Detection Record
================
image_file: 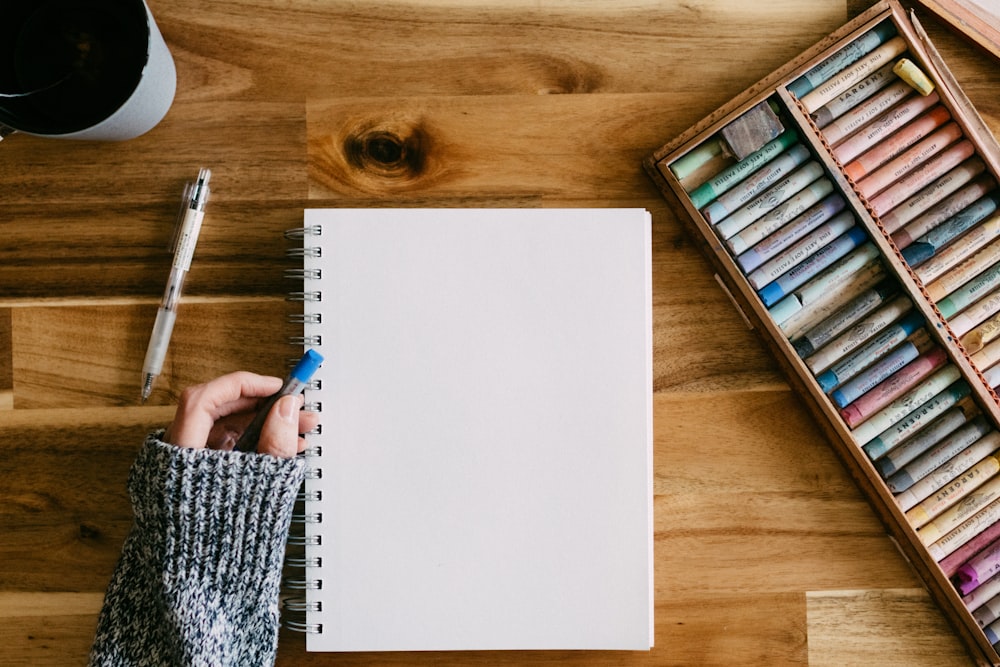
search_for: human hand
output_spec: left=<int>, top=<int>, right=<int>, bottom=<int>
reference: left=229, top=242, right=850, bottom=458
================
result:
left=163, top=371, right=320, bottom=458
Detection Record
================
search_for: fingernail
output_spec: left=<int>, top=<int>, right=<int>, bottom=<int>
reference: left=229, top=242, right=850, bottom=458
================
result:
left=277, top=395, right=299, bottom=422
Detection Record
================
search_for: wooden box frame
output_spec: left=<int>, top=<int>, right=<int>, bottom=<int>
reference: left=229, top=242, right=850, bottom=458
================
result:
left=644, top=1, right=1000, bottom=664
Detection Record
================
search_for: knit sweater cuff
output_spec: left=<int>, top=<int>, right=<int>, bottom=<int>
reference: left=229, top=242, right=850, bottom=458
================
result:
left=130, top=433, right=307, bottom=598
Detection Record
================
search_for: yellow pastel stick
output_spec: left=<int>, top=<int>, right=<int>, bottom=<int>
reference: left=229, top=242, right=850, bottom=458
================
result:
left=962, top=313, right=1000, bottom=354
left=918, top=474, right=1000, bottom=545
left=799, top=37, right=908, bottom=113
left=972, top=338, right=1000, bottom=371
left=894, top=58, right=936, bottom=96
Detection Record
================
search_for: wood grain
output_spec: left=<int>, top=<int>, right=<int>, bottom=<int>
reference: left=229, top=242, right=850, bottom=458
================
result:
left=0, top=0, right=996, bottom=664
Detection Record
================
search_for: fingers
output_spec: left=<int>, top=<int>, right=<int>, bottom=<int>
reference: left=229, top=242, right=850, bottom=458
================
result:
left=164, top=372, right=283, bottom=449
left=163, top=371, right=321, bottom=459
left=250, top=395, right=320, bottom=458
left=256, top=394, right=305, bottom=458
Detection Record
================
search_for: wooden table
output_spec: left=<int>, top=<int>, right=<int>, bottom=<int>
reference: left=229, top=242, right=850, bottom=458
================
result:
left=2, top=1, right=997, bottom=665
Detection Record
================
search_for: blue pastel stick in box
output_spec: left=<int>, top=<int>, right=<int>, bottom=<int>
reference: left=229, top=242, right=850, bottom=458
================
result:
left=814, top=310, right=923, bottom=393
left=786, top=22, right=897, bottom=98
left=757, top=226, right=867, bottom=307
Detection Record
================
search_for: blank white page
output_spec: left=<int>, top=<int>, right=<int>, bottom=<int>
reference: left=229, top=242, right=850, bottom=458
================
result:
left=301, top=208, right=653, bottom=652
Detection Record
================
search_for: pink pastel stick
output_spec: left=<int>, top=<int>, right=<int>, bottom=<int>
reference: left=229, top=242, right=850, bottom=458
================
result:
left=833, top=92, right=941, bottom=164
left=954, top=537, right=1000, bottom=596
left=840, top=347, right=947, bottom=427
left=943, top=521, right=1000, bottom=578
left=843, top=105, right=951, bottom=181
left=856, top=122, right=964, bottom=199
left=869, top=140, right=976, bottom=216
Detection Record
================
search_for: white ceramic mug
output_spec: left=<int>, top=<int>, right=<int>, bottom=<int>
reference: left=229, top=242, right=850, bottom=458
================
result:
left=0, top=0, right=175, bottom=141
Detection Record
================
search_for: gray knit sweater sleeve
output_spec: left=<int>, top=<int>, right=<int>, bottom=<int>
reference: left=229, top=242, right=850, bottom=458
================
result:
left=90, top=432, right=307, bottom=667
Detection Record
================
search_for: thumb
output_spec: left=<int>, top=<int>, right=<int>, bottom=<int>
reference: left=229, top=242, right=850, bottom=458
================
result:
left=256, top=394, right=302, bottom=458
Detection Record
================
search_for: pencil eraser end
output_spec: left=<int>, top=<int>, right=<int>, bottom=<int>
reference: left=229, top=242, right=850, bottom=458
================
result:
left=293, top=348, right=325, bottom=382
left=830, top=388, right=849, bottom=409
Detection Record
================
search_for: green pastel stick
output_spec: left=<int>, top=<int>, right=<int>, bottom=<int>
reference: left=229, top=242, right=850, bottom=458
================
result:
left=688, top=130, right=799, bottom=209
left=869, top=407, right=972, bottom=475
left=936, top=262, right=1000, bottom=319
left=670, top=140, right=724, bottom=182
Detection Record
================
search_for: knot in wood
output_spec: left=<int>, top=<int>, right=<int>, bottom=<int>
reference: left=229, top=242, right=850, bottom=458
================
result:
left=344, top=125, right=426, bottom=179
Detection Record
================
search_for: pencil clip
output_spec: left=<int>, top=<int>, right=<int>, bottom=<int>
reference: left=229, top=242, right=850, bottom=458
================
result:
left=169, top=181, right=196, bottom=252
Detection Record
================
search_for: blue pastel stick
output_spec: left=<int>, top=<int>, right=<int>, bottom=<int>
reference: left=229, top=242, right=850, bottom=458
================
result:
left=985, top=618, right=1000, bottom=646
left=758, top=226, right=867, bottom=307
left=864, top=403, right=971, bottom=469
left=815, top=310, right=924, bottom=392
left=900, top=194, right=999, bottom=266
left=831, top=339, right=923, bottom=408
left=876, top=411, right=987, bottom=480
left=787, top=22, right=897, bottom=98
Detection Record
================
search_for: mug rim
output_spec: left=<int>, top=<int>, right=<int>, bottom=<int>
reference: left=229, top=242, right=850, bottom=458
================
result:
left=0, top=0, right=156, bottom=137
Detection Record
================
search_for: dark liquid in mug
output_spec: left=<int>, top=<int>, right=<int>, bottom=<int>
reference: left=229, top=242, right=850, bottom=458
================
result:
left=0, top=1, right=148, bottom=134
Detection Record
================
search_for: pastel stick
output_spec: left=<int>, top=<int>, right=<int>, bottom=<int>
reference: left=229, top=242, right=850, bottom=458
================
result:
left=787, top=22, right=897, bottom=98
left=688, top=130, right=800, bottom=209
left=720, top=100, right=784, bottom=161
left=812, top=61, right=898, bottom=129
left=900, top=194, right=1000, bottom=266
left=757, top=226, right=867, bottom=306
left=792, top=280, right=900, bottom=359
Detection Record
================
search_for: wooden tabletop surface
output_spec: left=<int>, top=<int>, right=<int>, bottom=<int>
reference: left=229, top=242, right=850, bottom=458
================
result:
left=2, top=1, right=999, bottom=665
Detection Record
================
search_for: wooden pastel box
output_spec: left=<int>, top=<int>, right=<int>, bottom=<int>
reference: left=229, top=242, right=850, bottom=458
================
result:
left=645, top=1, right=1000, bottom=664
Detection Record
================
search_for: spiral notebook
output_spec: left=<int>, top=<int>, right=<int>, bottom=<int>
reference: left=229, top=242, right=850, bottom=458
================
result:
left=286, top=207, right=654, bottom=652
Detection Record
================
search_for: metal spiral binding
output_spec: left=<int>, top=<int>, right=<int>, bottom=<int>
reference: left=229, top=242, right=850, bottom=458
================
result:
left=286, top=246, right=322, bottom=258
left=284, top=225, right=322, bottom=240
left=284, top=577, right=323, bottom=590
left=284, top=619, right=323, bottom=634
left=283, top=222, right=324, bottom=634
left=288, top=312, right=322, bottom=324
left=287, top=291, right=321, bottom=302
left=296, top=489, right=322, bottom=502
left=285, top=555, right=322, bottom=568
left=281, top=595, right=322, bottom=633
left=289, top=335, right=322, bottom=346
left=284, top=598, right=321, bottom=613
left=285, top=268, right=322, bottom=280
left=286, top=533, right=321, bottom=547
